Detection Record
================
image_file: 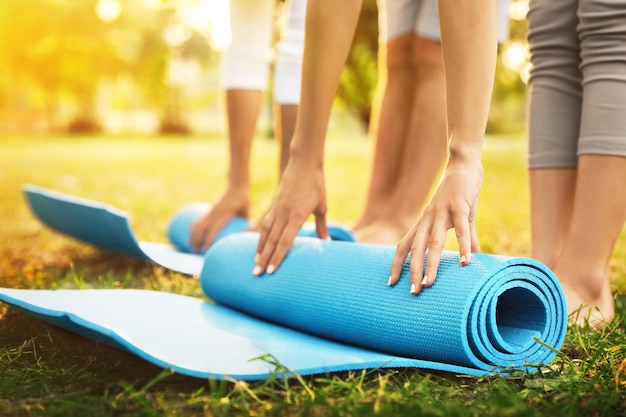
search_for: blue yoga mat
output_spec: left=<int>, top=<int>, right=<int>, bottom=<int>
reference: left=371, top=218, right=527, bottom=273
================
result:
left=0, top=185, right=568, bottom=380
left=201, top=233, right=567, bottom=373
left=22, top=184, right=355, bottom=275
left=167, top=201, right=356, bottom=254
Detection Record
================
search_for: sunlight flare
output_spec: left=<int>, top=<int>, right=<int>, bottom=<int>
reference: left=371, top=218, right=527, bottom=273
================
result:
left=96, top=0, right=122, bottom=22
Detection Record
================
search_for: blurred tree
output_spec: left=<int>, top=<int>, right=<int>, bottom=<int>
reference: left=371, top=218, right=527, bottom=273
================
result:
left=122, top=2, right=214, bottom=134
left=488, top=6, right=529, bottom=135
left=0, top=0, right=215, bottom=134
left=0, top=0, right=125, bottom=132
left=0, top=0, right=529, bottom=136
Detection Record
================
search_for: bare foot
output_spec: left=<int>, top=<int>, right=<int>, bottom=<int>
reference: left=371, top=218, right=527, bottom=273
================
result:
left=352, top=210, right=383, bottom=233
left=354, top=219, right=412, bottom=246
left=555, top=267, right=615, bottom=329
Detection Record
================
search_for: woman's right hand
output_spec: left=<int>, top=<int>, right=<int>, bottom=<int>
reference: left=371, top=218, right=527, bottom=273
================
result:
left=189, top=185, right=250, bottom=253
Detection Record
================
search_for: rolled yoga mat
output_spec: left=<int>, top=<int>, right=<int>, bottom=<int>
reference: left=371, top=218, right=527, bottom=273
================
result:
left=22, top=184, right=355, bottom=276
left=201, top=233, right=568, bottom=373
left=167, top=202, right=356, bottom=253
left=0, top=232, right=568, bottom=379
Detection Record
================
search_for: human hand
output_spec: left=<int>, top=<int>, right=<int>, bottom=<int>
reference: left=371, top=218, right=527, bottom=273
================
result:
left=388, top=157, right=483, bottom=294
left=189, top=185, right=250, bottom=253
left=253, top=158, right=329, bottom=275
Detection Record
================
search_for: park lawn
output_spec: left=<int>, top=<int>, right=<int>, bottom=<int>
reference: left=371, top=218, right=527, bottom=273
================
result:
left=0, top=133, right=624, bottom=417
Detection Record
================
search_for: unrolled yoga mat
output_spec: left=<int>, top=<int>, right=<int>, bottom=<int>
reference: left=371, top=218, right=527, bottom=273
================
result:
left=22, top=184, right=355, bottom=276
left=0, top=232, right=568, bottom=380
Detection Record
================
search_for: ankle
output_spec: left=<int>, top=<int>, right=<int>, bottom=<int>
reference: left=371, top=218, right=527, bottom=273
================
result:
left=554, top=264, right=608, bottom=303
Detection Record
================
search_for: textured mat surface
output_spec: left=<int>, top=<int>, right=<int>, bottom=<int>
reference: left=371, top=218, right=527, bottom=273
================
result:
left=202, top=233, right=567, bottom=373
left=0, top=229, right=567, bottom=379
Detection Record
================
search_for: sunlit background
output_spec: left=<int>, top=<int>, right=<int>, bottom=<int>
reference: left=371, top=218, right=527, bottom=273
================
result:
left=0, top=0, right=531, bottom=136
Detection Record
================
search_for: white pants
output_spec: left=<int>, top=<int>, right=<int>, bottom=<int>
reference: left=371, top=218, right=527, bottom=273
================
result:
left=221, top=0, right=306, bottom=105
left=378, top=0, right=511, bottom=43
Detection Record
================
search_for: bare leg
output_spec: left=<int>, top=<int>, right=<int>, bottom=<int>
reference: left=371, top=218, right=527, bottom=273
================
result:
left=529, top=168, right=576, bottom=267
left=553, top=155, right=625, bottom=327
left=189, top=89, right=262, bottom=252
left=357, top=36, right=446, bottom=245
left=525, top=0, right=623, bottom=328
left=353, top=34, right=415, bottom=232
left=386, top=36, right=446, bottom=228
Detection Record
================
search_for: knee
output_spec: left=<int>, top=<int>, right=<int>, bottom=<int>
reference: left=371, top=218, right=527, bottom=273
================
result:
left=410, top=37, right=443, bottom=78
left=221, top=46, right=272, bottom=90
left=385, top=35, right=414, bottom=75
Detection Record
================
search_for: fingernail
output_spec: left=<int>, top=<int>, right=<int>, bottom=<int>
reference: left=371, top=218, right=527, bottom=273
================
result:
left=267, top=264, right=276, bottom=274
left=460, top=255, right=467, bottom=265
left=252, top=265, right=262, bottom=275
left=421, top=275, right=428, bottom=286
left=387, top=275, right=392, bottom=286
left=410, top=283, right=417, bottom=294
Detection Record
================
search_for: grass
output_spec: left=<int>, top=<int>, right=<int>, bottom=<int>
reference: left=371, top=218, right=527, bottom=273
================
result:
left=0, top=133, right=624, bottom=416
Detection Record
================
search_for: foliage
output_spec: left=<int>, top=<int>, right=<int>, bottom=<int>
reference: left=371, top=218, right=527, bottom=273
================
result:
left=0, top=134, right=624, bottom=416
left=0, top=0, right=216, bottom=133
left=0, top=0, right=531, bottom=136
left=489, top=16, right=530, bottom=134
left=0, top=0, right=124, bottom=131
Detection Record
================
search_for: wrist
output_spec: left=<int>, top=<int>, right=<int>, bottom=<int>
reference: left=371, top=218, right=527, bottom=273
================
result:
left=446, top=144, right=483, bottom=180
left=288, top=143, right=325, bottom=170
left=225, top=181, right=249, bottom=196
left=448, top=138, right=483, bottom=165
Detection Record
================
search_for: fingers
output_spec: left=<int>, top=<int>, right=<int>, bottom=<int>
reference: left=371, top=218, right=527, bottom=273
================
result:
left=189, top=211, right=212, bottom=252
left=190, top=211, right=233, bottom=253
left=189, top=220, right=205, bottom=253
left=314, top=208, right=329, bottom=241
left=189, top=188, right=250, bottom=253
left=453, top=208, right=472, bottom=266
left=200, top=220, right=227, bottom=253
left=418, top=216, right=446, bottom=291
left=389, top=162, right=483, bottom=294
left=254, top=209, right=279, bottom=274
left=254, top=191, right=328, bottom=276
left=388, top=227, right=416, bottom=287
left=254, top=209, right=275, bottom=262
left=454, top=198, right=481, bottom=263
left=397, top=207, right=477, bottom=295
left=190, top=216, right=220, bottom=254
left=253, top=210, right=304, bottom=276
left=469, top=203, right=481, bottom=254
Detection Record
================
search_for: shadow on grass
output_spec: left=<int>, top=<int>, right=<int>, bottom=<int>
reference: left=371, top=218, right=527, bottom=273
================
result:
left=0, top=307, right=210, bottom=400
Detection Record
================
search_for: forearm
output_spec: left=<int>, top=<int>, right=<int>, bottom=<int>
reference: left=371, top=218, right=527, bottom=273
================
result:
left=252, top=0, right=361, bottom=274
left=290, top=0, right=362, bottom=163
left=438, top=0, right=497, bottom=163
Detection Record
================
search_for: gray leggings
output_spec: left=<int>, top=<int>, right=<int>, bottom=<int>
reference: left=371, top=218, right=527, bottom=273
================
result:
left=527, top=0, right=626, bottom=169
